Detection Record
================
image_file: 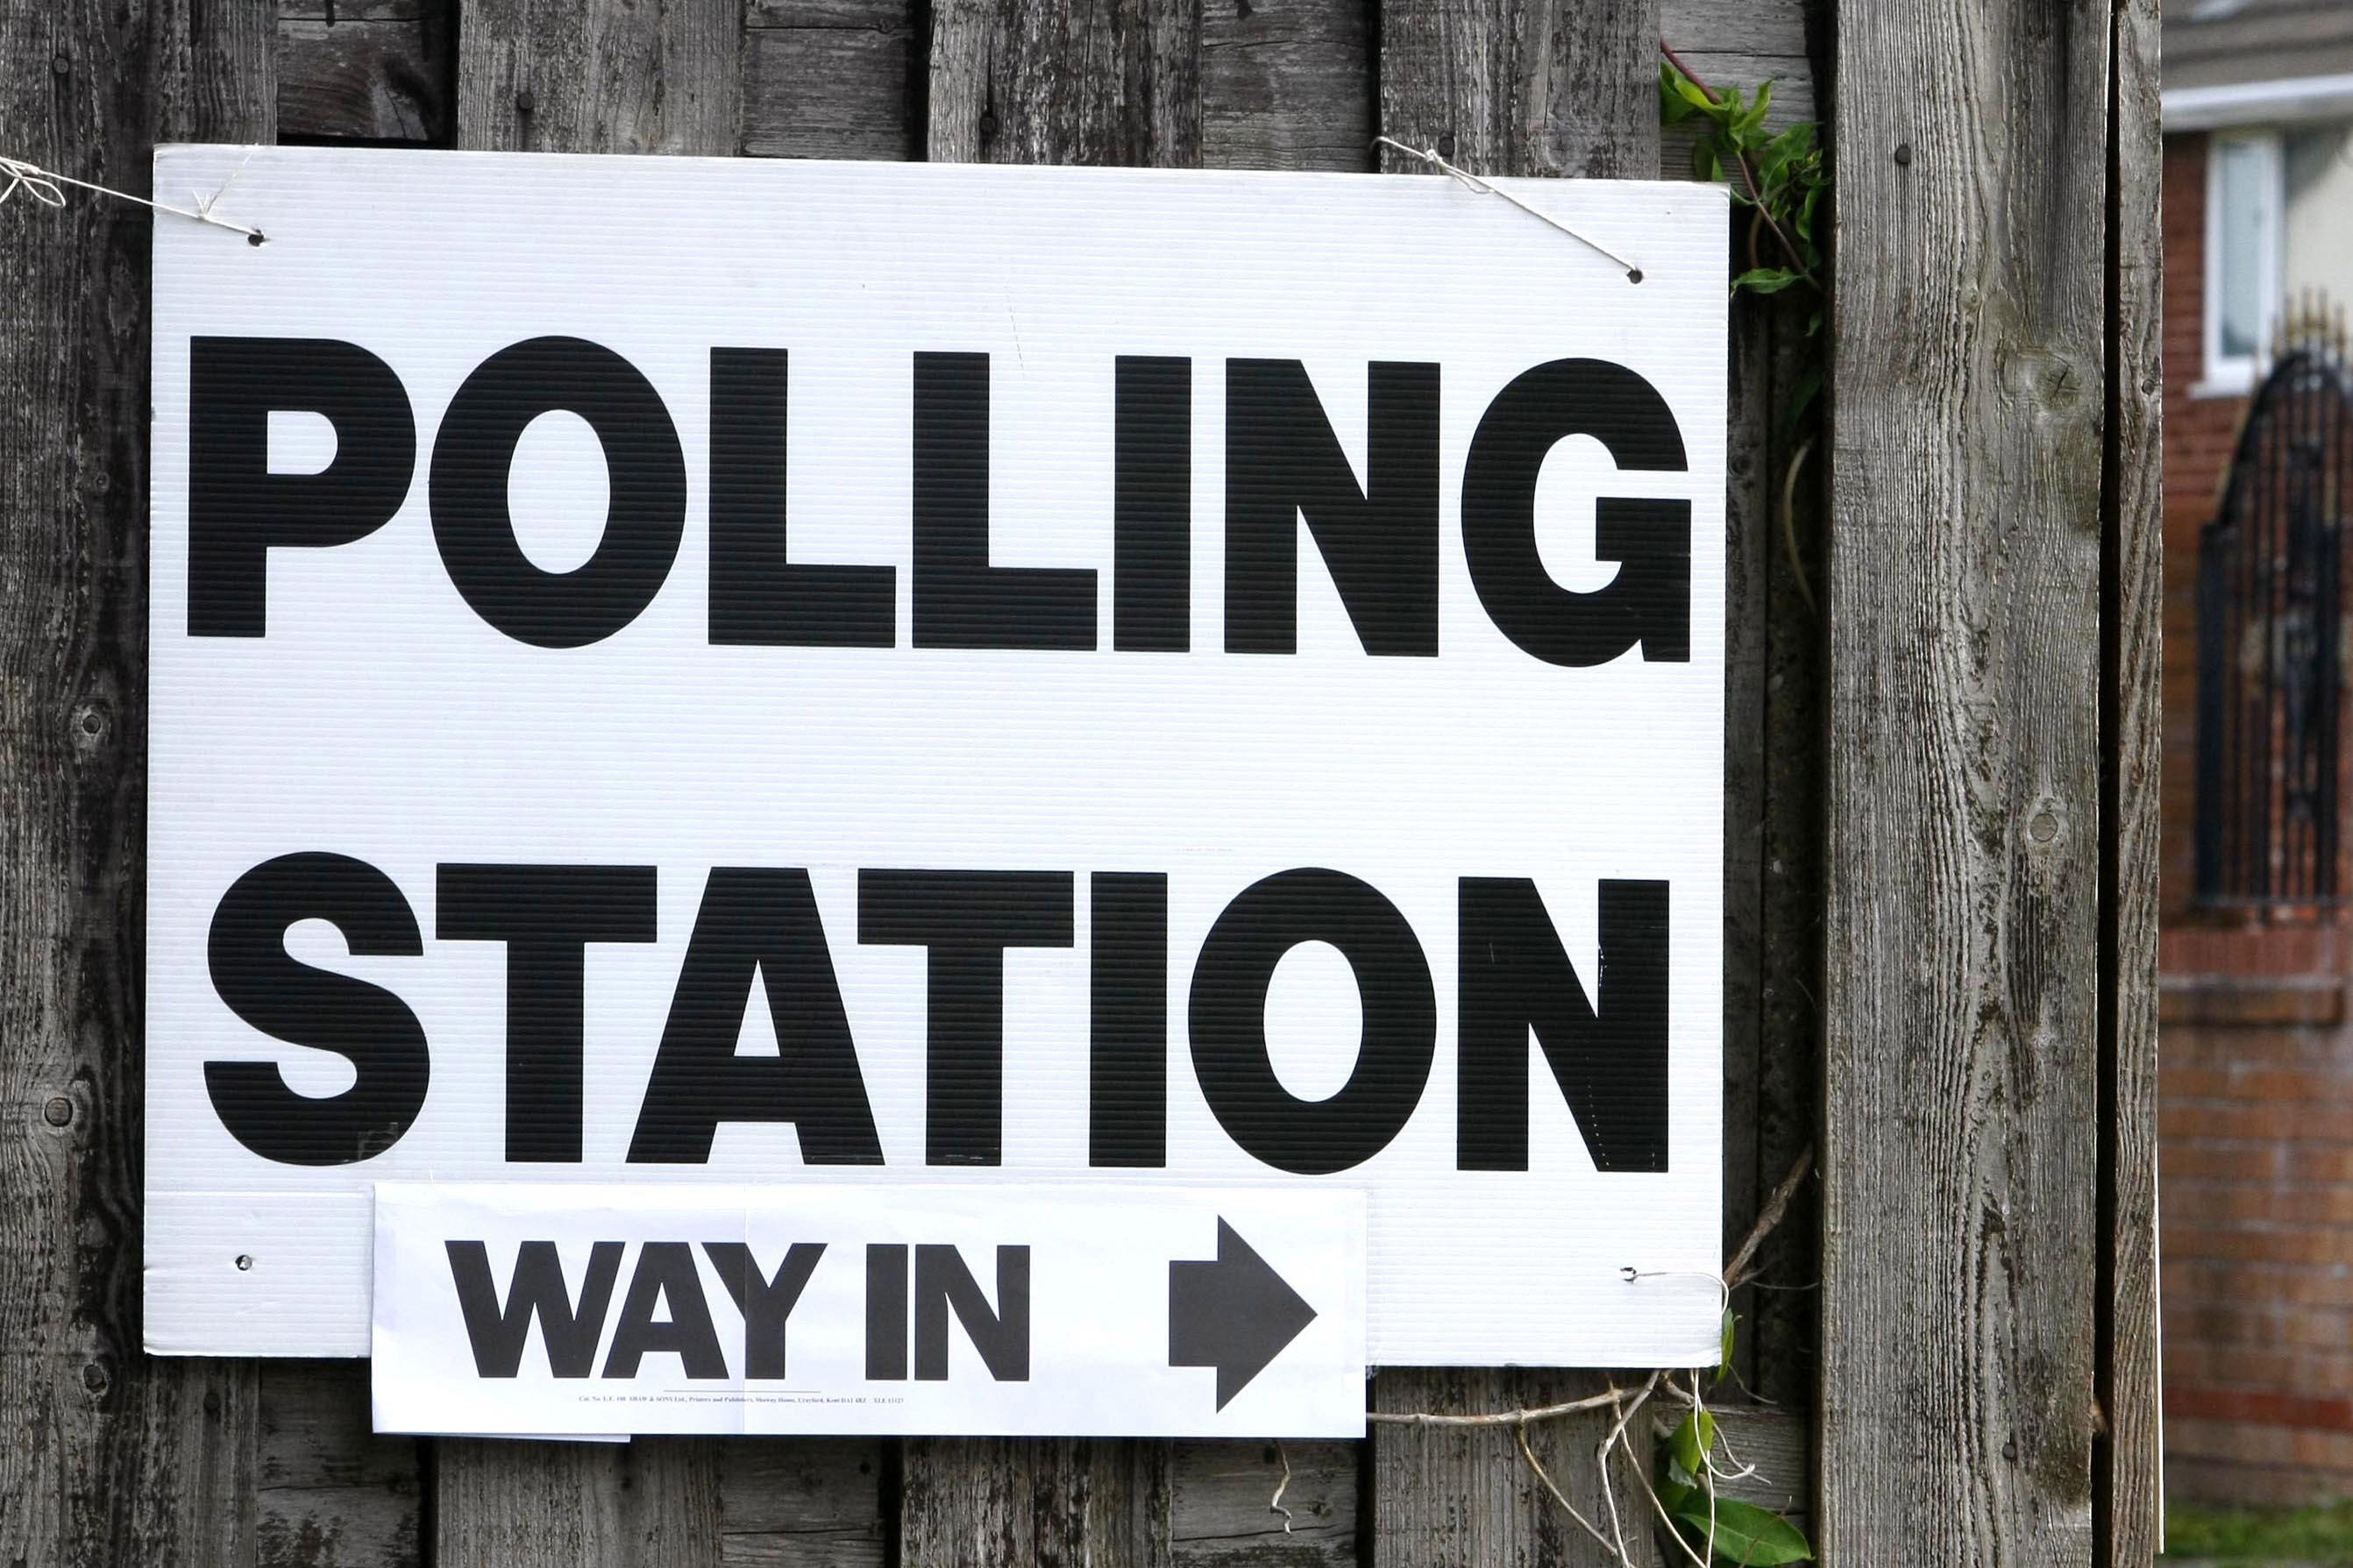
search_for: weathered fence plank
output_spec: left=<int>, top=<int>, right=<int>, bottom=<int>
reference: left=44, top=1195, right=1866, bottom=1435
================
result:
left=456, top=0, right=740, bottom=155
left=743, top=0, right=921, bottom=160
left=717, top=1439, right=888, bottom=1566
left=1376, top=0, right=1653, bottom=178
left=928, top=0, right=1201, bottom=166
left=277, top=0, right=449, bottom=143
left=257, top=1361, right=422, bottom=1568
left=1821, top=0, right=2113, bottom=1562
left=2104, top=0, right=2164, bottom=1561
left=1199, top=0, right=1372, bottom=172
left=0, top=1, right=271, bottom=1564
left=1170, top=1442, right=1357, bottom=1565
left=1370, top=4, right=1663, bottom=1561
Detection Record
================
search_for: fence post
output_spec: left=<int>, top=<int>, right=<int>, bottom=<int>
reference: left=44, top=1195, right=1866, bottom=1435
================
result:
left=0, top=1, right=273, bottom=1564
left=1820, top=0, right=2158, bottom=1561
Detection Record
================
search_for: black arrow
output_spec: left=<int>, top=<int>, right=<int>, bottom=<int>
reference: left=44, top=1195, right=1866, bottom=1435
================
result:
left=1169, top=1218, right=1318, bottom=1410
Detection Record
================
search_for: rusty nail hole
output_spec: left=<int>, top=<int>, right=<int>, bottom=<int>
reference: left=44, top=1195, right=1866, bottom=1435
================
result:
left=43, top=1096, right=71, bottom=1126
left=1894, top=143, right=1913, bottom=166
left=2030, top=812, right=2059, bottom=843
left=235, top=1254, right=254, bottom=1271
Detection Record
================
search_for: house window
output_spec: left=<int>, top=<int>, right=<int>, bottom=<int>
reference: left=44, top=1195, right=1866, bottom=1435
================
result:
left=2204, top=129, right=2281, bottom=395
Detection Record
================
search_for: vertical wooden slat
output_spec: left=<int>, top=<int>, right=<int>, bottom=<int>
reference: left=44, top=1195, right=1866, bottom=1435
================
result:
left=1369, top=3, right=1660, bottom=1561
left=257, top=1362, right=423, bottom=1568
left=741, top=0, right=921, bottom=161
left=901, top=4, right=1200, bottom=1557
left=435, top=4, right=739, bottom=1559
left=0, top=0, right=272, bottom=1564
left=1199, top=0, right=1372, bottom=172
left=2103, top=0, right=2164, bottom=1559
left=456, top=0, right=741, bottom=155
left=1376, top=0, right=1653, bottom=177
left=1821, top=0, right=2111, bottom=1562
left=926, top=0, right=1201, bottom=166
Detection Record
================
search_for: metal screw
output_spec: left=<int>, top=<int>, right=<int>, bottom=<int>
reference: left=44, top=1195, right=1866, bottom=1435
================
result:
left=235, top=1254, right=253, bottom=1271
left=82, top=1361, right=106, bottom=1392
left=42, top=1096, right=71, bottom=1126
left=978, top=110, right=999, bottom=142
left=2030, top=811, right=2059, bottom=843
left=516, top=88, right=537, bottom=116
left=1437, top=132, right=1457, bottom=160
left=50, top=53, right=69, bottom=78
left=1894, top=143, right=1913, bottom=167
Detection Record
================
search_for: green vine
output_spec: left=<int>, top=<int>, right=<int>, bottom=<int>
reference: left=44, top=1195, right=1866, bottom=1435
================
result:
left=1659, top=51, right=1826, bottom=316
left=1659, top=45, right=1828, bottom=615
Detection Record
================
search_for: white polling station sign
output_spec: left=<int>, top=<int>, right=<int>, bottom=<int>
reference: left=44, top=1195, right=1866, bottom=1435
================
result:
left=146, top=145, right=1730, bottom=1383
left=372, top=1183, right=1367, bottom=1437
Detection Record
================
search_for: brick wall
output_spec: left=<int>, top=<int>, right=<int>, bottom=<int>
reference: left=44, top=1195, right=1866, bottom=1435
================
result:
left=2162, top=929, right=2353, bottom=1503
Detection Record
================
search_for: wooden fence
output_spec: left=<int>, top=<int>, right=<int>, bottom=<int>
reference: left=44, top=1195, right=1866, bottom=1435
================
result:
left=0, top=0, right=2160, bottom=1562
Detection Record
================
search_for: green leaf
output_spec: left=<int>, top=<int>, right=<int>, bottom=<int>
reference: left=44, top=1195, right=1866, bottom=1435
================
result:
left=1690, top=138, right=1722, bottom=183
left=1667, top=70, right=1719, bottom=116
left=1731, top=266, right=1804, bottom=296
left=1667, top=1409, right=1718, bottom=1478
left=1715, top=1309, right=1737, bottom=1384
left=1656, top=1474, right=1699, bottom=1515
left=1737, top=80, right=1774, bottom=137
left=1660, top=62, right=1702, bottom=124
left=1781, top=364, right=1823, bottom=444
left=1669, top=1496, right=1814, bottom=1564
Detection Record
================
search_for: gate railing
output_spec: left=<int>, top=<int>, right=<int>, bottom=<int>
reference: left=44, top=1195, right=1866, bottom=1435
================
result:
left=2195, top=330, right=2353, bottom=910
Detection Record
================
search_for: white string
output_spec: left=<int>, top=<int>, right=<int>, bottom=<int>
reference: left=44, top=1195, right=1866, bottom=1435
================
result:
left=1373, top=136, right=1640, bottom=283
left=0, top=151, right=264, bottom=242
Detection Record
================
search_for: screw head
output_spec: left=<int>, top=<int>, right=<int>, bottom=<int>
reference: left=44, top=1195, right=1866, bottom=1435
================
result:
left=51, top=53, right=69, bottom=77
left=515, top=88, right=537, bottom=115
left=1894, top=142, right=1914, bottom=166
left=235, top=1254, right=253, bottom=1272
left=42, top=1096, right=71, bottom=1126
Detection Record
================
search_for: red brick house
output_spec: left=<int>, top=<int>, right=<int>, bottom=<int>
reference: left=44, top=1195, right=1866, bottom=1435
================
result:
left=2159, top=0, right=2353, bottom=1506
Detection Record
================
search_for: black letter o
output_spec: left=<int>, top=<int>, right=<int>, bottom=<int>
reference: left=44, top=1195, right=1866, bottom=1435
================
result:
left=1188, top=869, right=1435, bottom=1174
left=430, top=336, right=686, bottom=647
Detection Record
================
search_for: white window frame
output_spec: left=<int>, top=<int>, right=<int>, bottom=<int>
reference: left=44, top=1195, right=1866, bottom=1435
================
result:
left=2200, top=128, right=2284, bottom=398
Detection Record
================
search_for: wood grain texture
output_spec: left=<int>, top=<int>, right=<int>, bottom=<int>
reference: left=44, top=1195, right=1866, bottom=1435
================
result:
left=1200, top=0, right=1372, bottom=172
left=1376, top=0, right=1653, bottom=178
left=1654, top=0, right=1817, bottom=181
left=1371, top=1371, right=1663, bottom=1568
left=1170, top=1442, right=1356, bottom=1565
left=436, top=1437, right=723, bottom=1563
left=1370, top=4, right=1660, bottom=1562
left=257, top=1362, right=421, bottom=1567
left=742, top=1, right=919, bottom=160
left=0, top=2, right=270, bottom=1564
left=1821, top=0, right=2111, bottom=1563
left=716, top=1439, right=887, bottom=1565
left=2102, top=0, right=2163, bottom=1560
left=927, top=0, right=1200, bottom=165
left=902, top=1437, right=1172, bottom=1565
left=456, top=0, right=741, bottom=154
left=277, top=5, right=449, bottom=143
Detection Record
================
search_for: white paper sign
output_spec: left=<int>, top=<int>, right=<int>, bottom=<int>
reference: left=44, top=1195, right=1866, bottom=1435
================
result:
left=372, top=1182, right=1366, bottom=1437
left=146, top=145, right=1729, bottom=1371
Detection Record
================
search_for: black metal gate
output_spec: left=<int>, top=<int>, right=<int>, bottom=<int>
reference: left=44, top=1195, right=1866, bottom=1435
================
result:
left=2195, top=340, right=2353, bottom=909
